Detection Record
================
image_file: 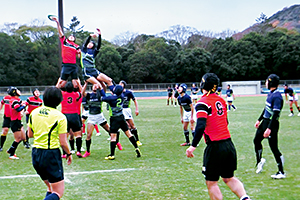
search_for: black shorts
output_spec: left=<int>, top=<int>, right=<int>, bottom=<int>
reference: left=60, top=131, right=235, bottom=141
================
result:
left=32, top=148, right=64, bottom=183
left=110, top=115, right=128, bottom=133
left=82, top=67, right=100, bottom=81
left=10, top=120, right=23, bottom=133
left=174, top=93, right=179, bottom=98
left=202, top=138, right=237, bottom=181
left=64, top=113, right=82, bottom=132
left=2, top=116, right=11, bottom=128
left=60, top=63, right=78, bottom=80
left=168, top=93, right=173, bottom=98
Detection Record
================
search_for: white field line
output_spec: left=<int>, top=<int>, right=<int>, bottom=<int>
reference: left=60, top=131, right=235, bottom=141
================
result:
left=0, top=168, right=137, bottom=180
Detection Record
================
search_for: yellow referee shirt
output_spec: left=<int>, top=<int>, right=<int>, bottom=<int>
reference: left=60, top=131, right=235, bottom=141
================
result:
left=29, top=106, right=67, bottom=149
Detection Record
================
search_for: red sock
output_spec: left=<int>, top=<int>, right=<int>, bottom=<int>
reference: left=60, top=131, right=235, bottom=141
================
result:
left=82, top=123, right=86, bottom=133
left=95, top=124, right=99, bottom=133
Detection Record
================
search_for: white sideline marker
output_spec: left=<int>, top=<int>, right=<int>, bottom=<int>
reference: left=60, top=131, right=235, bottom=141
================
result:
left=0, top=168, right=137, bottom=180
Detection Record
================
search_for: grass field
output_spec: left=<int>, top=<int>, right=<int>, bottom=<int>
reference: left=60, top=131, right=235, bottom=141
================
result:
left=0, top=96, right=300, bottom=200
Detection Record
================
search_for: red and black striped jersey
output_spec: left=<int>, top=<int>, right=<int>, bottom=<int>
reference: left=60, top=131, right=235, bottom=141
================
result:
left=195, top=93, right=231, bottom=142
left=25, top=96, right=43, bottom=114
left=1, top=95, right=11, bottom=117
left=10, top=96, right=24, bottom=121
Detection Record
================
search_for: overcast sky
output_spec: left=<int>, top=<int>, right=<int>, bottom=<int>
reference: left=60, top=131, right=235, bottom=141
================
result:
left=0, top=0, right=299, bottom=41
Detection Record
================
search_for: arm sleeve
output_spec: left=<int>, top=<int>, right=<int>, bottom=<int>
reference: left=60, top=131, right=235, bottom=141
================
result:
left=258, top=109, right=265, bottom=121
left=268, top=110, right=280, bottom=129
left=94, top=35, right=102, bottom=57
left=191, top=118, right=206, bottom=147
left=84, top=36, right=91, bottom=48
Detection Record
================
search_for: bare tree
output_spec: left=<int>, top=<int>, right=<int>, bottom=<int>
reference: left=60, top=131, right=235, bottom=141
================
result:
left=156, top=25, right=200, bottom=45
left=111, top=31, right=139, bottom=46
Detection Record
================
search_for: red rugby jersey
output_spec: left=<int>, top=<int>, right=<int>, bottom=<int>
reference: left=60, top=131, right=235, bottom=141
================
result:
left=195, top=93, right=231, bottom=142
left=1, top=95, right=11, bottom=117
left=25, top=96, right=43, bottom=114
left=61, top=91, right=81, bottom=114
left=10, top=96, right=24, bottom=121
left=60, top=36, right=80, bottom=64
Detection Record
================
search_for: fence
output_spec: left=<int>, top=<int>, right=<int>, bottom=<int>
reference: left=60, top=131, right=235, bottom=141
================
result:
left=1, top=80, right=300, bottom=95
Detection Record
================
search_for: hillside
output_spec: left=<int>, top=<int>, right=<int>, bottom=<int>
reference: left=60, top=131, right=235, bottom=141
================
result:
left=233, top=4, right=300, bottom=40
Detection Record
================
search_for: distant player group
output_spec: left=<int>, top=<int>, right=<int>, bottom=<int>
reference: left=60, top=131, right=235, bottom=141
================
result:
left=0, top=17, right=142, bottom=200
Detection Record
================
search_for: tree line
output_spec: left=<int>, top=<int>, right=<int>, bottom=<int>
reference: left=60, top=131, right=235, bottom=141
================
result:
left=0, top=20, right=300, bottom=86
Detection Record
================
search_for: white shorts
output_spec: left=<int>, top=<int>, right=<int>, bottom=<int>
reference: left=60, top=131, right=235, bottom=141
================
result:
left=82, top=110, right=89, bottom=118
left=183, top=110, right=196, bottom=122
left=227, top=96, right=234, bottom=102
left=191, top=94, right=198, bottom=100
left=289, top=94, right=298, bottom=101
left=123, top=108, right=133, bottom=120
left=87, top=113, right=107, bottom=125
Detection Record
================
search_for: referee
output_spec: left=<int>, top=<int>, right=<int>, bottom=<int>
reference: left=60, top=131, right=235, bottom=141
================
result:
left=28, top=87, right=72, bottom=200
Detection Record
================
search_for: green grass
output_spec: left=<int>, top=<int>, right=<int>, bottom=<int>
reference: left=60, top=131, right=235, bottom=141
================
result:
left=0, top=96, right=300, bottom=200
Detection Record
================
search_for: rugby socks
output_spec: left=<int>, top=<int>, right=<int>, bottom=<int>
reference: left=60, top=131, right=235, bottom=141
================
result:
left=116, top=131, right=120, bottom=143
left=86, top=139, right=91, bottom=153
left=167, top=100, right=169, bottom=105
left=44, top=193, right=60, bottom=200
left=69, top=139, right=75, bottom=151
left=232, top=105, right=236, bottom=109
left=297, top=106, right=300, bottom=112
left=94, top=124, right=100, bottom=133
left=82, top=124, right=86, bottom=133
left=228, top=105, right=231, bottom=111
left=275, top=154, right=284, bottom=174
left=184, top=130, right=190, bottom=144
left=174, top=101, right=177, bottom=106
left=0, top=135, right=6, bottom=148
left=129, top=136, right=138, bottom=148
left=110, top=141, right=117, bottom=156
left=108, top=85, right=115, bottom=92
left=76, top=137, right=82, bottom=152
left=8, top=141, right=20, bottom=156
left=131, top=128, right=139, bottom=141
left=290, top=107, right=294, bottom=114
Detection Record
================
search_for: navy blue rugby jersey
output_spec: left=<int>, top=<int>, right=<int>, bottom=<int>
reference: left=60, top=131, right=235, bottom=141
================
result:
left=178, top=94, right=192, bottom=112
left=263, top=89, right=283, bottom=120
left=123, top=89, right=135, bottom=108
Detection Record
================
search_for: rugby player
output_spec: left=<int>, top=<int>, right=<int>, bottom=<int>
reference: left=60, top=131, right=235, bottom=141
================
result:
left=6, top=87, right=26, bottom=159
left=226, top=85, right=236, bottom=111
left=173, top=83, right=179, bottom=107
left=254, top=74, right=285, bottom=179
left=283, top=83, right=300, bottom=117
left=100, top=85, right=141, bottom=160
left=0, top=87, right=12, bottom=152
left=167, top=86, right=173, bottom=106
left=178, top=83, right=195, bottom=146
left=119, top=80, right=142, bottom=146
left=186, top=73, right=251, bottom=200
left=51, top=16, right=81, bottom=89
left=24, top=88, right=43, bottom=149
left=60, top=82, right=83, bottom=158
left=81, top=29, right=115, bottom=93
left=190, top=82, right=199, bottom=105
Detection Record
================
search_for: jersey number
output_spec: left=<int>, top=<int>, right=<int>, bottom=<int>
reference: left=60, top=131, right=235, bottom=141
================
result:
left=215, top=101, right=224, bottom=116
left=67, top=97, right=73, bottom=104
